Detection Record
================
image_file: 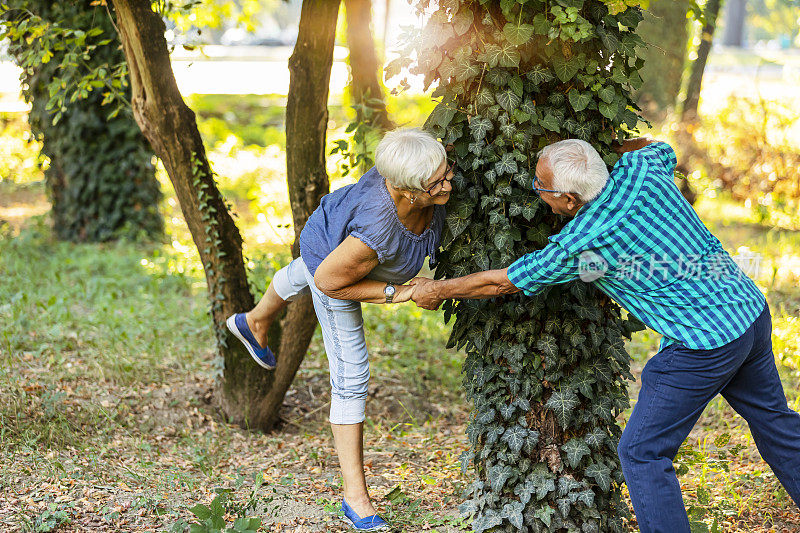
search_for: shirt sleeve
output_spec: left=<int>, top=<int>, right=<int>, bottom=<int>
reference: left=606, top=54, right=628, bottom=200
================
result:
left=506, top=240, right=583, bottom=296
left=347, top=209, right=397, bottom=264
left=642, top=141, right=677, bottom=175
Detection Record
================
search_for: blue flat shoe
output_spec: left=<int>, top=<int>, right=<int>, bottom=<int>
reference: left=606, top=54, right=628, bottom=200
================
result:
left=225, top=313, right=276, bottom=369
left=341, top=499, right=390, bottom=531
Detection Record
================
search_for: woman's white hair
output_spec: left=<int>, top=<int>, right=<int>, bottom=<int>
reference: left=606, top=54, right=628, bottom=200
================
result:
left=539, top=139, right=609, bottom=202
left=375, top=128, right=446, bottom=190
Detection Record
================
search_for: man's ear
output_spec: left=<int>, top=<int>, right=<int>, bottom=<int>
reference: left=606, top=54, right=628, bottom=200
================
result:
left=564, top=192, right=582, bottom=209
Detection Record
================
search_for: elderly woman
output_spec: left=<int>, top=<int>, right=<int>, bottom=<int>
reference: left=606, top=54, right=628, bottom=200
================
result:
left=226, top=128, right=452, bottom=530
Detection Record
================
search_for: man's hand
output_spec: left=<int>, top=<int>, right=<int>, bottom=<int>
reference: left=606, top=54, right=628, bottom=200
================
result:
left=612, top=137, right=655, bottom=155
left=409, top=277, right=444, bottom=310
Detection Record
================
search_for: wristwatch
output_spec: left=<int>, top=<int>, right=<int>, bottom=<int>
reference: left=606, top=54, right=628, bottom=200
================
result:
left=384, top=283, right=396, bottom=303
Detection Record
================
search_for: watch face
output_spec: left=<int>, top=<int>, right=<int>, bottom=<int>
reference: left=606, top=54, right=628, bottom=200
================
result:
left=385, top=284, right=396, bottom=296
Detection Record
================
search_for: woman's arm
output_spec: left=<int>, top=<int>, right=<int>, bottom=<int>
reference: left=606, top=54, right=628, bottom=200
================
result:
left=313, top=236, right=413, bottom=303
left=409, top=268, right=520, bottom=310
left=612, top=137, right=655, bottom=155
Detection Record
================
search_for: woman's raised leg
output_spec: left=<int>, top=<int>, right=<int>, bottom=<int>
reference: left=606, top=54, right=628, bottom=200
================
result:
left=246, top=283, right=289, bottom=348
left=246, top=257, right=311, bottom=348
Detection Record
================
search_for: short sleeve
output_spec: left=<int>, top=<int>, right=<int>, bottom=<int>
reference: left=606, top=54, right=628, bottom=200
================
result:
left=347, top=210, right=397, bottom=264
left=507, top=240, right=582, bottom=296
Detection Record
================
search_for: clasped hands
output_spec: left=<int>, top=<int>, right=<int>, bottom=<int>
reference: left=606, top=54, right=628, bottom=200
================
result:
left=392, top=277, right=443, bottom=310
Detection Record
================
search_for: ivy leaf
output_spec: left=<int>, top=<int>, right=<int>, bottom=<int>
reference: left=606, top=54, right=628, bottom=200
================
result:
left=584, top=427, right=606, bottom=449
left=598, top=99, right=618, bottom=120
left=496, top=88, right=522, bottom=113
left=453, top=8, right=474, bottom=36
left=540, top=112, right=561, bottom=132
left=561, top=438, right=591, bottom=468
left=616, top=7, right=644, bottom=29
left=495, top=152, right=518, bottom=176
left=458, top=498, right=478, bottom=517
left=476, top=407, right=496, bottom=425
left=556, top=497, right=571, bottom=517
left=493, top=229, right=513, bottom=251
left=486, top=69, right=510, bottom=86
left=526, top=64, right=553, bottom=86
left=573, top=121, right=593, bottom=140
left=598, top=85, right=616, bottom=103
left=428, top=103, right=457, bottom=128
left=502, top=22, right=534, bottom=46
left=574, top=489, right=595, bottom=507
left=473, top=509, right=502, bottom=533
left=571, top=371, right=595, bottom=399
left=496, top=42, right=521, bottom=68
left=545, top=387, right=579, bottom=427
left=532, top=13, right=550, bottom=35
left=552, top=54, right=581, bottom=83
left=585, top=462, right=612, bottom=492
left=488, top=464, right=515, bottom=493
left=520, top=98, right=536, bottom=115
left=499, top=402, right=516, bottom=420
left=532, top=504, right=555, bottom=527
left=597, top=25, right=619, bottom=52
left=501, top=501, right=524, bottom=529
left=568, top=90, right=591, bottom=112
left=502, top=425, right=528, bottom=454
left=508, top=75, right=524, bottom=98
left=476, top=87, right=495, bottom=108
left=469, top=116, right=493, bottom=140
left=536, top=334, right=558, bottom=358
left=453, top=57, right=481, bottom=82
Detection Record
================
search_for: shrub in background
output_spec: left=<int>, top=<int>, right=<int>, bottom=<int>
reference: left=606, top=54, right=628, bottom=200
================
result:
left=1, top=1, right=163, bottom=242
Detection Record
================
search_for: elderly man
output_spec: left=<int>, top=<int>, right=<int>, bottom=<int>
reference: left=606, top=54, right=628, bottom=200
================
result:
left=410, top=139, right=800, bottom=532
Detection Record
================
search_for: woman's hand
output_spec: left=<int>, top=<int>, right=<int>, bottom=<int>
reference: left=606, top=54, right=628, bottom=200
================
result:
left=393, top=284, right=415, bottom=304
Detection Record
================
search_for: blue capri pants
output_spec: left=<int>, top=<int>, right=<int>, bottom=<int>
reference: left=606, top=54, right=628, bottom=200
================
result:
left=272, top=256, right=370, bottom=425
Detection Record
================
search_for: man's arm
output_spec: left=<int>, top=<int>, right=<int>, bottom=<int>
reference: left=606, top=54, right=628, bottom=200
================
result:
left=410, top=269, right=520, bottom=310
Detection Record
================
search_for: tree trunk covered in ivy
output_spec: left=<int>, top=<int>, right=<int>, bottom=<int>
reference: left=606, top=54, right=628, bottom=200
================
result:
left=682, top=0, right=722, bottom=122
left=395, top=0, right=646, bottom=530
left=636, top=0, right=691, bottom=119
left=110, top=0, right=333, bottom=430
left=3, top=1, right=162, bottom=242
left=344, top=0, right=393, bottom=131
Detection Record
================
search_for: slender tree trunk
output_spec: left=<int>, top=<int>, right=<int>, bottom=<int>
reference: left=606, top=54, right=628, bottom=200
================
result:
left=344, top=0, right=393, bottom=130
left=109, top=0, right=331, bottom=430
left=256, top=0, right=342, bottom=430
left=722, top=0, right=746, bottom=47
left=681, top=0, right=723, bottom=122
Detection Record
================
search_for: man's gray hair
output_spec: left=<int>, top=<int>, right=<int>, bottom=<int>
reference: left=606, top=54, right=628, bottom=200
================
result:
left=539, top=139, right=609, bottom=202
left=375, top=128, right=446, bottom=190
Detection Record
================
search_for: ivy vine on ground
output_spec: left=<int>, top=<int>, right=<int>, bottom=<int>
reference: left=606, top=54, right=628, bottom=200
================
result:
left=391, top=0, right=647, bottom=531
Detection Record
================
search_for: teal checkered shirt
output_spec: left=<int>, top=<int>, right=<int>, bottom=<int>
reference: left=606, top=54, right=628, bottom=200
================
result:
left=507, top=142, right=766, bottom=350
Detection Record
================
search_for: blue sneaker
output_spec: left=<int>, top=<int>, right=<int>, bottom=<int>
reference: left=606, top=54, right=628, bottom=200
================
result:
left=341, top=499, right=389, bottom=531
left=225, top=313, right=276, bottom=369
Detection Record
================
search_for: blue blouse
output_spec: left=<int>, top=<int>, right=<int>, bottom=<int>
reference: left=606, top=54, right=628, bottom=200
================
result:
left=299, top=167, right=445, bottom=285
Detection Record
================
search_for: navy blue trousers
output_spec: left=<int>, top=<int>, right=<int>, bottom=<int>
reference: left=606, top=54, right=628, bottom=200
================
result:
left=618, top=302, right=800, bottom=532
